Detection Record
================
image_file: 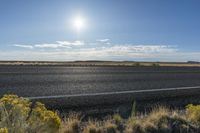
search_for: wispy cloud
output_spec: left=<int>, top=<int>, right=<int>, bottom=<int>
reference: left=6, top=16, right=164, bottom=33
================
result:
left=1, top=48, right=199, bottom=62
left=14, top=41, right=84, bottom=49
left=56, top=41, right=84, bottom=46
left=10, top=39, right=200, bottom=61
left=34, top=43, right=65, bottom=48
left=96, top=39, right=110, bottom=42
left=14, top=44, right=33, bottom=49
left=102, top=45, right=177, bottom=53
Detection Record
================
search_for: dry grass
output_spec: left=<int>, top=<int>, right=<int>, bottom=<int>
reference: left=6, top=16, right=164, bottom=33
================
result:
left=59, top=113, right=81, bottom=133
left=82, top=120, right=103, bottom=133
left=125, top=106, right=198, bottom=133
left=82, top=119, right=119, bottom=133
left=103, top=120, right=119, bottom=133
left=1, top=94, right=200, bottom=133
left=58, top=106, right=199, bottom=133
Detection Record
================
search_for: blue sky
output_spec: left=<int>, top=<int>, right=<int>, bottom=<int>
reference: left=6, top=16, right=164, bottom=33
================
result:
left=0, top=0, right=200, bottom=61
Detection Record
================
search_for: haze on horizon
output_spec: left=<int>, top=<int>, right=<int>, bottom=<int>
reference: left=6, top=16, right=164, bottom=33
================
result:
left=0, top=0, right=200, bottom=62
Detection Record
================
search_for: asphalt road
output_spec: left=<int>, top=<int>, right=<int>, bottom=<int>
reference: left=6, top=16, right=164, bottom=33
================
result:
left=1, top=65, right=200, bottom=113
left=0, top=65, right=200, bottom=98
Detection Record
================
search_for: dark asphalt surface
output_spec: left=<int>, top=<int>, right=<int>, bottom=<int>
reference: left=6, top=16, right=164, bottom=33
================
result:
left=0, top=65, right=200, bottom=98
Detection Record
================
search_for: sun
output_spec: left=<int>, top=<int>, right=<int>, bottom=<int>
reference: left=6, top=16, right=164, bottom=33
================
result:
left=73, top=16, right=85, bottom=32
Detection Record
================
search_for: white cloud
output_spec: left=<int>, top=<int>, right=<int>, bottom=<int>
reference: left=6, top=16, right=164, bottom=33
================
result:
left=1, top=48, right=199, bottom=62
left=97, top=39, right=110, bottom=42
left=96, top=45, right=177, bottom=55
left=56, top=41, right=84, bottom=46
left=35, top=44, right=63, bottom=48
left=10, top=40, right=200, bottom=61
left=14, top=44, right=33, bottom=49
left=14, top=41, right=84, bottom=49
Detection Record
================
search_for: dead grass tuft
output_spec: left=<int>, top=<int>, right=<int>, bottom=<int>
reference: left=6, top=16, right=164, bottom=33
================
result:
left=59, top=113, right=81, bottom=133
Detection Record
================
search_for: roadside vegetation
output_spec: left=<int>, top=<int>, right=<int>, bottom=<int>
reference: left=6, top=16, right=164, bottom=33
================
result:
left=0, top=95, right=60, bottom=133
left=151, top=63, right=160, bottom=67
left=1, top=61, right=200, bottom=67
left=1, top=95, right=200, bottom=133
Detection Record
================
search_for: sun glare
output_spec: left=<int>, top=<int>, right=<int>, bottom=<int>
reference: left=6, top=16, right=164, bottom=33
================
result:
left=73, top=16, right=85, bottom=32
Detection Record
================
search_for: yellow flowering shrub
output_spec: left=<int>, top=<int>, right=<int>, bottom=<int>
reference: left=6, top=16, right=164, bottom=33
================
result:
left=0, top=128, right=8, bottom=133
left=28, top=102, right=61, bottom=133
left=0, top=94, right=61, bottom=133
left=186, top=104, right=200, bottom=123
